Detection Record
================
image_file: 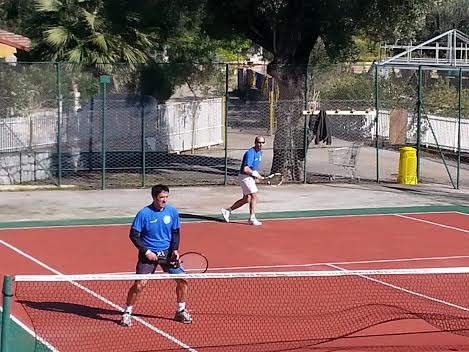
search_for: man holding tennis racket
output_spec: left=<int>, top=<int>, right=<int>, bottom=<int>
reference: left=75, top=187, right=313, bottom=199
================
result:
left=121, top=184, right=192, bottom=326
left=221, top=136, right=264, bottom=226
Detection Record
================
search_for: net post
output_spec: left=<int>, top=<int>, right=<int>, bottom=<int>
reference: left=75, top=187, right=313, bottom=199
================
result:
left=1, top=275, right=13, bottom=352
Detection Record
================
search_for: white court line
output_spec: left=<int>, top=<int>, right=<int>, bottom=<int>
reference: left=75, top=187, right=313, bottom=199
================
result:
left=0, top=222, right=131, bottom=231
left=0, top=306, right=59, bottom=352
left=328, top=263, right=469, bottom=312
left=395, top=214, right=469, bottom=234
left=101, top=254, right=469, bottom=275
left=0, top=210, right=462, bottom=230
left=0, top=240, right=197, bottom=352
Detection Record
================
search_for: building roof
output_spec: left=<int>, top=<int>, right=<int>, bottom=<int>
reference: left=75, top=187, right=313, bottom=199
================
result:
left=0, top=29, right=32, bottom=51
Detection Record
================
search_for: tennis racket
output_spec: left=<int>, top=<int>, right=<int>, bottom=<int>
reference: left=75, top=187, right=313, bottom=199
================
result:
left=261, top=173, right=284, bottom=187
left=174, top=252, right=208, bottom=273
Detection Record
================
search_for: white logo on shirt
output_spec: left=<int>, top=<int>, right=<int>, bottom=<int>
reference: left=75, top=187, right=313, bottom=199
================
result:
left=150, top=219, right=158, bottom=223
left=163, top=215, right=171, bottom=224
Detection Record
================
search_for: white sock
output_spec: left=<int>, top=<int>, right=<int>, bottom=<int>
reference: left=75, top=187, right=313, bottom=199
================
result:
left=177, top=302, right=186, bottom=312
left=250, top=215, right=256, bottom=221
left=124, top=306, right=133, bottom=314
left=227, top=208, right=232, bottom=213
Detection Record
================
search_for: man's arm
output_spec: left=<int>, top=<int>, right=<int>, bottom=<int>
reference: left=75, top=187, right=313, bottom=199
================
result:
left=242, top=149, right=261, bottom=178
left=169, top=228, right=180, bottom=260
left=242, top=149, right=254, bottom=175
left=243, top=165, right=261, bottom=178
left=129, top=228, right=149, bottom=256
left=242, top=165, right=254, bottom=175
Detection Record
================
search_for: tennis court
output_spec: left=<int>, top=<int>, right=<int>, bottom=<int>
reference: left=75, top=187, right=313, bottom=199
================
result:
left=1, top=205, right=469, bottom=351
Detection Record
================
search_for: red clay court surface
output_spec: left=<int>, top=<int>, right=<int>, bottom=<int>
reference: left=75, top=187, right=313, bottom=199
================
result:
left=1, top=208, right=469, bottom=351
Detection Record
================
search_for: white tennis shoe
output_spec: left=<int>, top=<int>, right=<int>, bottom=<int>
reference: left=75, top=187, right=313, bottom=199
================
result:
left=120, top=312, right=132, bottom=327
left=174, top=309, right=193, bottom=324
left=221, top=208, right=230, bottom=223
left=248, top=218, right=262, bottom=226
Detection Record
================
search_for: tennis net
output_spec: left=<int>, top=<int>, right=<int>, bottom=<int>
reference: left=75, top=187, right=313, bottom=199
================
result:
left=9, top=268, right=469, bottom=351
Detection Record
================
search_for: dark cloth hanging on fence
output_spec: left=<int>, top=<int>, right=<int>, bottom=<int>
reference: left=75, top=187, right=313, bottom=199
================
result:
left=310, top=109, right=332, bottom=145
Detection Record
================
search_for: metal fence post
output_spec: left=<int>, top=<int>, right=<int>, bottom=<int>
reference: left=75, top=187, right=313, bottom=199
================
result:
left=303, top=65, right=308, bottom=184
left=374, top=64, right=380, bottom=183
left=1, top=275, right=13, bottom=352
left=417, top=66, right=423, bottom=180
left=141, top=94, right=146, bottom=188
left=457, top=68, right=463, bottom=189
left=224, top=64, right=229, bottom=186
left=56, top=62, right=62, bottom=186
left=269, top=91, right=273, bottom=135
left=99, top=75, right=111, bottom=190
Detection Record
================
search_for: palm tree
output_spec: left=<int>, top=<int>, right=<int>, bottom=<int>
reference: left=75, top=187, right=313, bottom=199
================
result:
left=28, top=0, right=153, bottom=67
left=24, top=0, right=157, bottom=97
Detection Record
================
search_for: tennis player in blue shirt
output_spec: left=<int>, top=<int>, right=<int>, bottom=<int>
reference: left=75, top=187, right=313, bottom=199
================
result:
left=221, top=136, right=264, bottom=225
left=121, top=184, right=192, bottom=326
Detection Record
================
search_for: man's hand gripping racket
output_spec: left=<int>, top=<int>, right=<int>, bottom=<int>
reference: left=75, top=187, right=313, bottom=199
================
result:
left=252, top=170, right=284, bottom=187
left=261, top=172, right=284, bottom=187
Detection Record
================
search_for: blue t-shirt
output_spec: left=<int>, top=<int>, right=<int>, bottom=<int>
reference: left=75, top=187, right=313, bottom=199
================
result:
left=239, top=147, right=262, bottom=175
left=131, top=204, right=180, bottom=252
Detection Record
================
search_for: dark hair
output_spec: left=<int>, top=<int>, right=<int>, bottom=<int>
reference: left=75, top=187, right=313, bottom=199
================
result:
left=151, top=184, right=169, bottom=197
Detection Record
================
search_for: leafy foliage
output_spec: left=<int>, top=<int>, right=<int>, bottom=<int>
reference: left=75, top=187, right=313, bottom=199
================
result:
left=352, top=36, right=380, bottom=62
left=317, top=66, right=374, bottom=101
left=0, top=0, right=34, bottom=34
left=202, top=0, right=434, bottom=177
left=25, top=0, right=153, bottom=67
left=0, top=62, right=102, bottom=118
left=419, top=0, right=469, bottom=40
left=204, top=0, right=432, bottom=64
left=424, top=78, right=469, bottom=116
left=0, top=63, right=56, bottom=117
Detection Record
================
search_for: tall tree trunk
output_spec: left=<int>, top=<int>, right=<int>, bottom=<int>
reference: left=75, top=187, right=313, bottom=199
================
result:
left=267, top=63, right=308, bottom=181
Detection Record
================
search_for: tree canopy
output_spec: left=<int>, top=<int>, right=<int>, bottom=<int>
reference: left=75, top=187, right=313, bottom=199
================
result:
left=201, top=0, right=435, bottom=177
left=418, top=0, right=469, bottom=39
left=204, top=0, right=433, bottom=64
left=0, top=0, right=442, bottom=178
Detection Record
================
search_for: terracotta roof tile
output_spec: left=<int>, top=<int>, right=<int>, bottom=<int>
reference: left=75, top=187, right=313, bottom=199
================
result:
left=0, top=29, right=32, bottom=51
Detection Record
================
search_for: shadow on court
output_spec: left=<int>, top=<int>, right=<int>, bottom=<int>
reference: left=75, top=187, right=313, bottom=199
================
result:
left=17, top=300, right=175, bottom=325
left=180, top=213, right=225, bottom=223
left=180, top=212, right=258, bottom=225
left=383, top=184, right=469, bottom=204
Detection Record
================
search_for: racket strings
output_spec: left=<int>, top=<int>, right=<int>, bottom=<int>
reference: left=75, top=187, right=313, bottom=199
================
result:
left=179, top=252, right=208, bottom=273
left=267, top=173, right=284, bottom=186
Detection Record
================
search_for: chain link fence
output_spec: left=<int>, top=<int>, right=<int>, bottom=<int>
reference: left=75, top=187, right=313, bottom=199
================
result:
left=1, top=62, right=468, bottom=189
left=375, top=66, right=469, bottom=188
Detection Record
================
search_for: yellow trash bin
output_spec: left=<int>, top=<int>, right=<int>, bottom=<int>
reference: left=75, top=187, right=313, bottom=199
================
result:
left=397, top=147, right=418, bottom=184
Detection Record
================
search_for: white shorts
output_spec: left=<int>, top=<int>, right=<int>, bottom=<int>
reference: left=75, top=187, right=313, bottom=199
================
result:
left=238, top=174, right=258, bottom=195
